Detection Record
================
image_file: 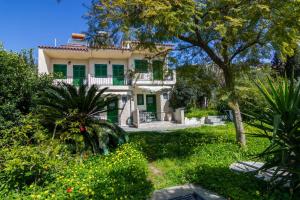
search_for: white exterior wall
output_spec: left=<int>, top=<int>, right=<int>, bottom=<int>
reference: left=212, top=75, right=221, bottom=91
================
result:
left=38, top=48, right=175, bottom=126
left=119, top=95, right=134, bottom=126
left=158, top=91, right=172, bottom=121
left=38, top=49, right=51, bottom=74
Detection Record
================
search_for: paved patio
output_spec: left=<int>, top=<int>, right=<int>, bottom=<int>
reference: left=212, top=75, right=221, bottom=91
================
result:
left=122, top=121, right=203, bottom=132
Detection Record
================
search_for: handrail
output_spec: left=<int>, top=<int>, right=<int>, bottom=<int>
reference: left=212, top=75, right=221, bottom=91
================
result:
left=53, top=71, right=176, bottom=86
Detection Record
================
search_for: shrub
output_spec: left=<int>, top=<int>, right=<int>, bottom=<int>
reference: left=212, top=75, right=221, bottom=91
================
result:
left=2, top=144, right=153, bottom=200
left=0, top=142, right=69, bottom=193
left=0, top=115, right=70, bottom=194
left=186, top=108, right=219, bottom=118
left=0, top=47, right=53, bottom=122
left=246, top=78, right=300, bottom=197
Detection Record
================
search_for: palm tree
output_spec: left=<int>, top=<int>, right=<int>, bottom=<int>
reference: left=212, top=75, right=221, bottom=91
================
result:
left=39, top=83, right=128, bottom=155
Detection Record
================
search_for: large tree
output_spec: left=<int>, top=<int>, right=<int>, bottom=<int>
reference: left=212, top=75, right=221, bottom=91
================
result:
left=87, top=0, right=300, bottom=146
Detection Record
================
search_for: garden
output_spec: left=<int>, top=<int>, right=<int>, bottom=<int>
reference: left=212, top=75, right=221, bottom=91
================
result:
left=1, top=1, right=300, bottom=200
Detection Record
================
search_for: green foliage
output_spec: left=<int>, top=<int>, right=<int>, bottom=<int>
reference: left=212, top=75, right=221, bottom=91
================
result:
left=39, top=83, right=128, bottom=154
left=235, top=67, right=272, bottom=117
left=246, top=78, right=300, bottom=196
left=130, top=124, right=280, bottom=199
left=89, top=0, right=300, bottom=61
left=170, top=64, right=221, bottom=109
left=213, top=66, right=276, bottom=119
left=2, top=144, right=153, bottom=200
left=272, top=47, right=300, bottom=79
left=0, top=46, right=53, bottom=123
left=186, top=108, right=218, bottom=118
left=0, top=115, right=70, bottom=193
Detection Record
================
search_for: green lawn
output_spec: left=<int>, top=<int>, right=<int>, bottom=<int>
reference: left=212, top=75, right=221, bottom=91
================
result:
left=129, top=123, right=272, bottom=200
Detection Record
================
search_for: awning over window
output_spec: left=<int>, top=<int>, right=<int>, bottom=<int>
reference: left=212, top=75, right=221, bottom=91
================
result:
left=104, top=91, right=132, bottom=95
left=135, top=86, right=172, bottom=92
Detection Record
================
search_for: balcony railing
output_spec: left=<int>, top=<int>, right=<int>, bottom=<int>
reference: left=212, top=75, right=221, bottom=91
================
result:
left=136, top=71, right=175, bottom=81
left=53, top=71, right=176, bottom=86
left=53, top=77, right=87, bottom=86
left=89, top=75, right=131, bottom=86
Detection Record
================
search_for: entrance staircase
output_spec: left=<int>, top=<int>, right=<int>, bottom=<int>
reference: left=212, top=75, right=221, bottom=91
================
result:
left=205, top=116, right=226, bottom=126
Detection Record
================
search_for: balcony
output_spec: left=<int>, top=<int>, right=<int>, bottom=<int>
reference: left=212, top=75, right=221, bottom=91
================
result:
left=53, top=75, right=130, bottom=87
left=88, top=75, right=131, bottom=86
left=53, top=77, right=88, bottom=86
left=53, top=71, right=176, bottom=87
left=133, top=70, right=176, bottom=85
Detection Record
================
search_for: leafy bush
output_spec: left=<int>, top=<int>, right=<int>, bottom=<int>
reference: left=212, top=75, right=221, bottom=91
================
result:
left=186, top=108, right=219, bottom=118
left=0, top=143, right=69, bottom=193
left=0, top=46, right=53, bottom=123
left=0, top=115, right=70, bottom=194
left=216, top=67, right=273, bottom=121
left=246, top=78, right=300, bottom=197
left=2, top=144, right=153, bottom=200
left=170, top=64, right=221, bottom=109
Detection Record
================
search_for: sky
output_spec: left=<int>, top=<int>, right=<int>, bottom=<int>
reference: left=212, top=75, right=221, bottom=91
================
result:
left=0, top=0, right=89, bottom=53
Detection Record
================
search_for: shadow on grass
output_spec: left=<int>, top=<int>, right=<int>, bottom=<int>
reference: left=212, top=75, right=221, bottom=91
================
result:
left=129, top=127, right=236, bottom=161
left=184, top=164, right=268, bottom=200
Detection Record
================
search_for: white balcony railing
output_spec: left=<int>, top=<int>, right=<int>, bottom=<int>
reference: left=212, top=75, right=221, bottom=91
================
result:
left=53, top=77, right=88, bottom=86
left=53, top=71, right=176, bottom=86
left=134, top=70, right=176, bottom=85
left=89, top=75, right=131, bottom=86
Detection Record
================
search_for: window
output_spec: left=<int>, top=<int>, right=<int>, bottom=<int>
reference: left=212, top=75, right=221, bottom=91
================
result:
left=53, top=64, right=67, bottom=79
left=95, top=64, right=107, bottom=78
left=134, top=60, right=148, bottom=73
left=137, top=94, right=144, bottom=105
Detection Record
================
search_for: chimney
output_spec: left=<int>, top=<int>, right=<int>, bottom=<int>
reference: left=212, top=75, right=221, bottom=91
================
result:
left=71, top=33, right=86, bottom=40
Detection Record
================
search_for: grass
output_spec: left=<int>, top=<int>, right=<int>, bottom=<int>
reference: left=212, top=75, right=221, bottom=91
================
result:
left=129, top=123, right=273, bottom=200
left=186, top=108, right=219, bottom=118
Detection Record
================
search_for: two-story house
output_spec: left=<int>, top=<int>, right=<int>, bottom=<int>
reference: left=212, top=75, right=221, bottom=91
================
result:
left=38, top=33, right=176, bottom=127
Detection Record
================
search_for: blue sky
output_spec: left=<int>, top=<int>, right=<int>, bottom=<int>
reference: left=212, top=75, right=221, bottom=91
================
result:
left=0, top=0, right=89, bottom=52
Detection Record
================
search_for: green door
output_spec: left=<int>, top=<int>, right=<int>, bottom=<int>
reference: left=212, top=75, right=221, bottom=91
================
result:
left=113, top=65, right=124, bottom=85
left=146, top=95, right=157, bottom=113
left=73, top=65, right=86, bottom=86
left=153, top=60, right=163, bottom=80
left=107, top=100, right=118, bottom=123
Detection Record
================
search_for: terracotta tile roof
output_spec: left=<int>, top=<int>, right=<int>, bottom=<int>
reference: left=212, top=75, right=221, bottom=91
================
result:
left=127, top=40, right=174, bottom=47
left=38, top=45, right=89, bottom=51
left=38, top=45, right=132, bottom=51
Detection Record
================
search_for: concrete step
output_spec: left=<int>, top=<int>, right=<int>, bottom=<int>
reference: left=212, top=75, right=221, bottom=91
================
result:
left=206, top=115, right=226, bottom=120
left=205, top=116, right=226, bottom=125
left=205, top=118, right=222, bottom=124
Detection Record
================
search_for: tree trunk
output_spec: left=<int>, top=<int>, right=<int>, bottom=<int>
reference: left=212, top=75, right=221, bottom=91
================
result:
left=229, top=100, right=246, bottom=146
left=223, top=65, right=246, bottom=146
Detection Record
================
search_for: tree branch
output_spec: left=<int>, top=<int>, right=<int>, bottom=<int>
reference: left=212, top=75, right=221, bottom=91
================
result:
left=178, top=34, right=225, bottom=69
left=230, top=32, right=262, bottom=62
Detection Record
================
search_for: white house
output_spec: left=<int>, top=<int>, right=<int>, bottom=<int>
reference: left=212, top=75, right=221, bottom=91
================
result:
left=38, top=33, right=177, bottom=127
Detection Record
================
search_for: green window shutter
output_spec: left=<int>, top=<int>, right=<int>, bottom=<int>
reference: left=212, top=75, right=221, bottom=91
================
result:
left=95, top=64, right=107, bottom=78
left=153, top=60, right=164, bottom=80
left=137, top=94, right=144, bottom=105
left=135, top=60, right=148, bottom=73
left=53, top=64, right=67, bottom=79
